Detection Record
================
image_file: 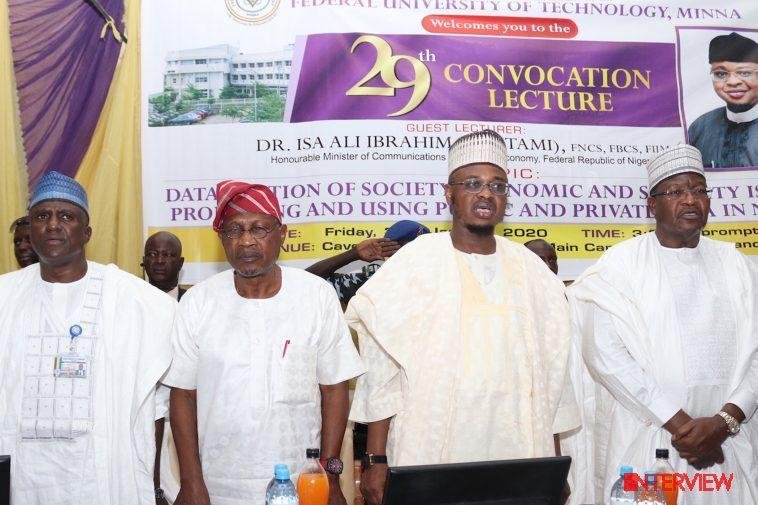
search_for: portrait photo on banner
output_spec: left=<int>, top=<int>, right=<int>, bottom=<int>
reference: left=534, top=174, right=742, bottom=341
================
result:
left=677, top=26, right=758, bottom=170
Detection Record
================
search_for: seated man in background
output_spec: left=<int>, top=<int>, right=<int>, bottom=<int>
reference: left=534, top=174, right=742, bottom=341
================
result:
left=306, top=220, right=429, bottom=304
left=143, top=230, right=186, bottom=300
left=524, top=238, right=559, bottom=275
left=142, top=230, right=187, bottom=503
left=10, top=215, right=39, bottom=268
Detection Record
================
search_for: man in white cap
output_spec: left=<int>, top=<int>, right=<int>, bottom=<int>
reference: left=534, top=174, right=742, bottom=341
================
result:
left=349, top=130, right=579, bottom=505
left=567, top=145, right=758, bottom=504
left=688, top=32, right=758, bottom=168
left=0, top=171, right=175, bottom=504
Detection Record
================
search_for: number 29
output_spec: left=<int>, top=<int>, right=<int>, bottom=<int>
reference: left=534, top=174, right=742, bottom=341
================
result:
left=346, top=35, right=431, bottom=117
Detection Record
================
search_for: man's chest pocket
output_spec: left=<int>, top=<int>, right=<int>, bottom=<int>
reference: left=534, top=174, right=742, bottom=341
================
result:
left=272, top=342, right=319, bottom=405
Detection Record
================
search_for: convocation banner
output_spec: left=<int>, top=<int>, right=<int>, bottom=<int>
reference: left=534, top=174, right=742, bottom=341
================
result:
left=142, top=1, right=758, bottom=283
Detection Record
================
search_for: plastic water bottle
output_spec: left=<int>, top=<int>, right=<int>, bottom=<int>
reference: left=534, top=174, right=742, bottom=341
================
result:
left=636, top=470, right=665, bottom=505
left=609, top=465, right=635, bottom=504
left=266, top=464, right=299, bottom=505
left=651, top=449, right=678, bottom=505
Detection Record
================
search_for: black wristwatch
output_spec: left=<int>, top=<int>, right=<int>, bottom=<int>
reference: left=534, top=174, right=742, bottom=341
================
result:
left=320, top=457, right=344, bottom=475
left=155, top=488, right=165, bottom=501
left=361, top=453, right=388, bottom=470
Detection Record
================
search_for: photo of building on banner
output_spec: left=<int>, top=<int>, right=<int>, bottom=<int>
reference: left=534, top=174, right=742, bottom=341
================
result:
left=141, top=1, right=758, bottom=283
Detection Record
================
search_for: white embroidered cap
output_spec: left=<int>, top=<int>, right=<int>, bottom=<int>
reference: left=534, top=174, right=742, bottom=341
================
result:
left=646, top=144, right=705, bottom=191
left=448, top=129, right=508, bottom=176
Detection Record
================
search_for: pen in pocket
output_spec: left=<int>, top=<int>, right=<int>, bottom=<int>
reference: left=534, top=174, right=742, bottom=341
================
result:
left=282, top=339, right=290, bottom=358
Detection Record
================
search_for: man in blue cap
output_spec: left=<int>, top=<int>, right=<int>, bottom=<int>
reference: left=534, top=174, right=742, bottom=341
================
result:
left=0, top=171, right=175, bottom=505
left=306, top=220, right=430, bottom=304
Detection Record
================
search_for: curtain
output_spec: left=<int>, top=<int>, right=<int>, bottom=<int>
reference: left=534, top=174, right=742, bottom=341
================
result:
left=0, top=0, right=28, bottom=274
left=75, top=0, right=142, bottom=275
left=8, top=0, right=124, bottom=186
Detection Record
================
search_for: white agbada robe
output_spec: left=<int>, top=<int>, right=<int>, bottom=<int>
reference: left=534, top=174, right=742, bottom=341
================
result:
left=163, top=266, right=365, bottom=505
left=348, top=232, right=579, bottom=465
left=565, top=233, right=758, bottom=505
left=0, top=262, right=175, bottom=505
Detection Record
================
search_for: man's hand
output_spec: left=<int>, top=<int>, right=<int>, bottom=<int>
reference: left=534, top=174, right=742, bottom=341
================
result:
left=174, top=479, right=211, bottom=505
left=671, top=416, right=729, bottom=469
left=327, top=474, right=348, bottom=505
left=360, top=463, right=388, bottom=505
left=356, top=238, right=400, bottom=262
left=561, top=481, right=571, bottom=505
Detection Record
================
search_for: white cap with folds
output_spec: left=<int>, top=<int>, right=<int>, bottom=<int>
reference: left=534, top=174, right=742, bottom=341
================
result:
left=646, top=144, right=706, bottom=191
left=447, top=129, right=508, bottom=176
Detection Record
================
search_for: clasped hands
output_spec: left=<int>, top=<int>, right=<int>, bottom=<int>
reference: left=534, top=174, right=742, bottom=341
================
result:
left=668, top=411, right=729, bottom=469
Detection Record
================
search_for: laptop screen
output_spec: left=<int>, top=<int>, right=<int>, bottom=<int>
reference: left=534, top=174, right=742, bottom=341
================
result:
left=381, top=456, right=571, bottom=505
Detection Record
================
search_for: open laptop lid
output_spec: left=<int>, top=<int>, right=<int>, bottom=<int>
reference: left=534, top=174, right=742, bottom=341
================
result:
left=381, top=456, right=571, bottom=505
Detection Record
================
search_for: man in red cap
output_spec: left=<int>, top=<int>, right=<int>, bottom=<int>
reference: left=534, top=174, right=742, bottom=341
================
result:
left=163, top=181, right=365, bottom=505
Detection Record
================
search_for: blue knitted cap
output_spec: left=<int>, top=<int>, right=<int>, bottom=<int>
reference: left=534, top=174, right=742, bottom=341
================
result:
left=29, top=171, right=89, bottom=215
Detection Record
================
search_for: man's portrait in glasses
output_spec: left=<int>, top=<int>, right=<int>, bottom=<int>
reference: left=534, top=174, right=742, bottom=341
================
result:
left=687, top=31, right=758, bottom=168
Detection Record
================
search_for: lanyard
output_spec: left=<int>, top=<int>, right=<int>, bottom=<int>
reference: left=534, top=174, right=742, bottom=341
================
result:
left=69, top=323, right=83, bottom=352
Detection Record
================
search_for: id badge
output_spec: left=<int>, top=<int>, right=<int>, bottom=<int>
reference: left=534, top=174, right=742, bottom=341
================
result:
left=54, top=354, right=89, bottom=378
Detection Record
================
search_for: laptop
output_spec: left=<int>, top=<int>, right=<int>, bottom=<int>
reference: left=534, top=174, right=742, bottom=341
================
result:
left=381, top=456, right=571, bottom=505
left=0, top=455, right=9, bottom=505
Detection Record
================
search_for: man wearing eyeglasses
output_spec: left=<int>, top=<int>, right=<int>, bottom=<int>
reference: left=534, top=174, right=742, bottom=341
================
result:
left=348, top=130, right=579, bottom=505
left=163, top=181, right=365, bottom=505
left=566, top=144, right=758, bottom=504
left=688, top=31, right=758, bottom=168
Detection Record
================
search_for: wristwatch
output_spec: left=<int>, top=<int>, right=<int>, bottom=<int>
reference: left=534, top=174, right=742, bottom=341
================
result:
left=319, top=457, right=344, bottom=475
left=361, top=453, right=388, bottom=470
left=716, top=411, right=740, bottom=435
left=155, top=488, right=165, bottom=501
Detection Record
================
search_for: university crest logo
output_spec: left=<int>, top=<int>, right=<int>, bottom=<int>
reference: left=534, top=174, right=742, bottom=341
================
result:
left=225, top=0, right=280, bottom=25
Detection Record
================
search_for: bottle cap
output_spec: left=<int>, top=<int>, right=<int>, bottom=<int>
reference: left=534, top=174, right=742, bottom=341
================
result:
left=274, top=463, right=290, bottom=480
left=306, top=448, right=320, bottom=458
left=619, top=465, right=633, bottom=476
left=655, top=448, right=669, bottom=459
left=644, top=470, right=655, bottom=484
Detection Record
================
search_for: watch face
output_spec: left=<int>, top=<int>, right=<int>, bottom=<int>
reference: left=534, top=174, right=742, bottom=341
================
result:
left=327, top=457, right=344, bottom=475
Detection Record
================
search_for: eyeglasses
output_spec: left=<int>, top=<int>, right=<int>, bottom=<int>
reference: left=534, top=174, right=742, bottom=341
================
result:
left=650, top=188, right=712, bottom=200
left=710, top=69, right=758, bottom=82
left=221, top=224, right=279, bottom=240
left=449, top=178, right=509, bottom=196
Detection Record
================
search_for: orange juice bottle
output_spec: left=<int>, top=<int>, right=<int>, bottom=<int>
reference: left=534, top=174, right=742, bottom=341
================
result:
left=652, top=449, right=679, bottom=505
left=297, top=448, right=329, bottom=505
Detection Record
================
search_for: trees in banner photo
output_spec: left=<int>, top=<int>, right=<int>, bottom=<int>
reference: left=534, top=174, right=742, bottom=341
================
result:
left=148, top=82, right=284, bottom=126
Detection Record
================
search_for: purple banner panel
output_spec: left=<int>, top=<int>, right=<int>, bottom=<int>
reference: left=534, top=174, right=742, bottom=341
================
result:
left=287, top=33, right=680, bottom=128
